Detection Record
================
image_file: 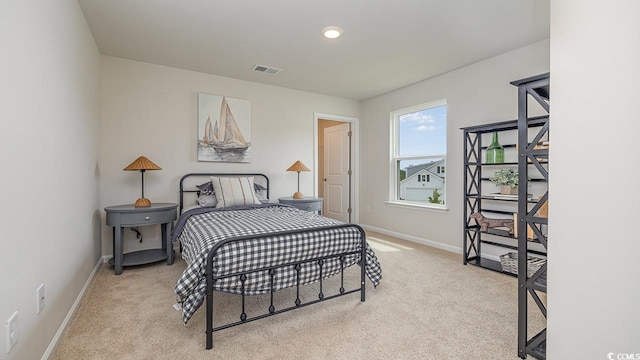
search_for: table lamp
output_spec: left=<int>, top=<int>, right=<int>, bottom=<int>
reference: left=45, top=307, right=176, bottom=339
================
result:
left=286, top=160, right=310, bottom=199
left=123, top=156, right=162, bottom=207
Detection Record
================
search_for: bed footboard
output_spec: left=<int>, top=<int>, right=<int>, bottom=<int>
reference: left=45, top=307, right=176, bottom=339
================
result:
left=204, top=224, right=367, bottom=350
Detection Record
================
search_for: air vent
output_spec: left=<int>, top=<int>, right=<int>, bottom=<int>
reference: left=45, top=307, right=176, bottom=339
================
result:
left=252, top=64, right=281, bottom=75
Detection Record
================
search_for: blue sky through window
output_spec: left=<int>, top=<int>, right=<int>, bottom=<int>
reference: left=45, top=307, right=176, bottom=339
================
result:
left=398, top=104, right=447, bottom=168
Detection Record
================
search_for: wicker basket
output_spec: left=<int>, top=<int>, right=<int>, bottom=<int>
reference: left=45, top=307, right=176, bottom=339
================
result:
left=499, top=252, right=546, bottom=277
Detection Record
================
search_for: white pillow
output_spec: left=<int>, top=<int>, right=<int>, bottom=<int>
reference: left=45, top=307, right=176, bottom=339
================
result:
left=210, top=176, right=262, bottom=208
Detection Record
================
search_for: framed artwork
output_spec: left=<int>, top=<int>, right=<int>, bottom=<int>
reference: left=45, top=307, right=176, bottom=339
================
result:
left=198, top=93, right=252, bottom=162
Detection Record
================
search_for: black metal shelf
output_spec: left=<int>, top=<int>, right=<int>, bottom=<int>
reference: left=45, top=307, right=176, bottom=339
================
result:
left=480, top=196, right=539, bottom=203
left=467, top=159, right=549, bottom=166
left=513, top=73, right=549, bottom=360
left=481, top=239, right=517, bottom=249
left=480, top=144, right=517, bottom=150
left=480, top=177, right=548, bottom=183
left=466, top=256, right=516, bottom=277
left=469, top=161, right=518, bottom=165
left=528, top=269, right=547, bottom=293
left=460, top=115, right=549, bottom=134
left=525, top=329, right=547, bottom=360
left=484, top=227, right=515, bottom=238
left=480, top=240, right=547, bottom=256
left=467, top=194, right=544, bottom=205
left=479, top=145, right=549, bottom=155
left=466, top=227, right=548, bottom=256
left=462, top=73, right=549, bottom=360
left=474, top=208, right=515, bottom=216
left=511, top=73, right=549, bottom=99
left=466, top=226, right=516, bottom=239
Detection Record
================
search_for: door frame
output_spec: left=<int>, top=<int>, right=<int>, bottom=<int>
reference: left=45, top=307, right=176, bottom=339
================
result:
left=313, top=112, right=360, bottom=223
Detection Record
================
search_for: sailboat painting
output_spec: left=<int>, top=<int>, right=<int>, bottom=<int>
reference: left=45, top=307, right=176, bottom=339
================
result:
left=198, top=93, right=252, bottom=162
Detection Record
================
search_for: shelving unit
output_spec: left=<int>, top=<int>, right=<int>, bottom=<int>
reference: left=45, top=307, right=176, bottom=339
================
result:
left=513, top=73, right=549, bottom=360
left=461, top=72, right=549, bottom=359
left=461, top=116, right=548, bottom=275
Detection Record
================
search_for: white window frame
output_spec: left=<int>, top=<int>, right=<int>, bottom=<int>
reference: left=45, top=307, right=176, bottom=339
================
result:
left=388, top=99, right=448, bottom=211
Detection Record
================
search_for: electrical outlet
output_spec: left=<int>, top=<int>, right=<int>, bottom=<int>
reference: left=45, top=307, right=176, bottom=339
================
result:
left=5, top=311, right=18, bottom=353
left=366, top=204, right=371, bottom=212
left=36, top=283, right=45, bottom=314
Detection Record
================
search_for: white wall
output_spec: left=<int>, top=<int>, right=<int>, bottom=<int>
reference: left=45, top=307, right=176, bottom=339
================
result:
left=0, top=1, right=101, bottom=359
left=99, top=56, right=361, bottom=255
left=359, top=39, right=550, bottom=253
left=549, top=0, right=640, bottom=357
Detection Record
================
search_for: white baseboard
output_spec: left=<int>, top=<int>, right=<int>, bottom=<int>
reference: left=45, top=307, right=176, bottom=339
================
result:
left=41, top=258, right=103, bottom=360
left=360, top=224, right=463, bottom=254
left=360, top=224, right=502, bottom=262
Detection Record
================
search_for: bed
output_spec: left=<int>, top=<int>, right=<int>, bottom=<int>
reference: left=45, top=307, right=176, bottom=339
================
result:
left=171, top=173, right=382, bottom=349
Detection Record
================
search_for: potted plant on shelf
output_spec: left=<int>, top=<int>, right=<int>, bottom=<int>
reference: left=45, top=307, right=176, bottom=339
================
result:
left=490, top=168, right=519, bottom=195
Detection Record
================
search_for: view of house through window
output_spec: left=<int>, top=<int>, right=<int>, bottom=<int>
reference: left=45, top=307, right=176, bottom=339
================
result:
left=391, top=100, right=447, bottom=206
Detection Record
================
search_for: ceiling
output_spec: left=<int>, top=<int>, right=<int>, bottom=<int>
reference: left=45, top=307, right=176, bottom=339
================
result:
left=77, top=0, right=549, bottom=101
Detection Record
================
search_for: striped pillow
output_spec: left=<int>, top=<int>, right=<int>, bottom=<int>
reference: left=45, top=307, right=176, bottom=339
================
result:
left=210, top=176, right=262, bottom=208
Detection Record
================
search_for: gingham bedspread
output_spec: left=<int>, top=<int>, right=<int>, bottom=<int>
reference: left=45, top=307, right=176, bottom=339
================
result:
left=173, top=204, right=382, bottom=324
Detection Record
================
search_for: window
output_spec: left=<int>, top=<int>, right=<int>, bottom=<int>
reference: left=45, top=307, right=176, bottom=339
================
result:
left=390, top=100, right=447, bottom=207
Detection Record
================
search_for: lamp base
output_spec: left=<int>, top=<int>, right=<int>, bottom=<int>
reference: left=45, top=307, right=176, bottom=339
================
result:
left=134, top=198, right=151, bottom=207
left=292, top=192, right=304, bottom=199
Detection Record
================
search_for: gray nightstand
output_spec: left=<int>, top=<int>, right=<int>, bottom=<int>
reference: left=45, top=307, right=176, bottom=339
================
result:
left=104, top=203, right=178, bottom=275
left=278, top=197, right=323, bottom=215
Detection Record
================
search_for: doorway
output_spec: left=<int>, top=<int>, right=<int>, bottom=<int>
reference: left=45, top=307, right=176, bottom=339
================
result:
left=314, top=113, right=359, bottom=223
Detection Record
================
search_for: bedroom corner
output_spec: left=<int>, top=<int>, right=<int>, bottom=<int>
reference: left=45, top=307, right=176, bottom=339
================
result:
left=0, top=1, right=102, bottom=359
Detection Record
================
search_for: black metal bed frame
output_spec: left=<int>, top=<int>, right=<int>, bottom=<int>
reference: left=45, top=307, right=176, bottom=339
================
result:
left=178, top=173, right=367, bottom=350
left=179, top=172, right=270, bottom=213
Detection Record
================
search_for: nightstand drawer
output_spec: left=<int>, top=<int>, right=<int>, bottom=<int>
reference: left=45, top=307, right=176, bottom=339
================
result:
left=278, top=197, right=323, bottom=215
left=297, top=201, right=322, bottom=212
left=119, top=210, right=175, bottom=225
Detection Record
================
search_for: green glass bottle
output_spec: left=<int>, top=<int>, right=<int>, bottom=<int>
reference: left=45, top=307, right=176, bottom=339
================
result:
left=486, top=131, right=504, bottom=164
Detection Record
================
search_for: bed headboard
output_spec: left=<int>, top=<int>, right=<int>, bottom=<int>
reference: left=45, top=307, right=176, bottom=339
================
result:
left=178, top=173, right=269, bottom=214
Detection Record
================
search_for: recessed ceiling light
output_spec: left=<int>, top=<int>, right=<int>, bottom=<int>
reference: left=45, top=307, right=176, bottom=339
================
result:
left=322, top=26, right=343, bottom=39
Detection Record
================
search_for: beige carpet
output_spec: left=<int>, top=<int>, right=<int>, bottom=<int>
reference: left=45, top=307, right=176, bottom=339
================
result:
left=52, top=232, right=545, bottom=360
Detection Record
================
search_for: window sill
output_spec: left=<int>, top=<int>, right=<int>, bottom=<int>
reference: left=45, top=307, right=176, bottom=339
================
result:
left=385, top=201, right=450, bottom=213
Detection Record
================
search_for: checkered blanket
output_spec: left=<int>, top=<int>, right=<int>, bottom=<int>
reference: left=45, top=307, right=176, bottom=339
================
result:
left=173, top=204, right=382, bottom=324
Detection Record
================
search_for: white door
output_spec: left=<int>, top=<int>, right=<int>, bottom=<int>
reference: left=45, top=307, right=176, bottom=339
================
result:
left=323, top=122, right=351, bottom=222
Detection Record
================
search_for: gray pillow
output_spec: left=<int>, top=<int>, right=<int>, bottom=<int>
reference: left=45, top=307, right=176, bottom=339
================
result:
left=196, top=194, right=218, bottom=207
left=254, top=182, right=267, bottom=200
left=196, top=181, right=214, bottom=196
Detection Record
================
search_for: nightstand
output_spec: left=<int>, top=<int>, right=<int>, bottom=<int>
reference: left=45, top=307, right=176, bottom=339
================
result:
left=104, top=203, right=178, bottom=275
left=278, top=197, right=323, bottom=215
